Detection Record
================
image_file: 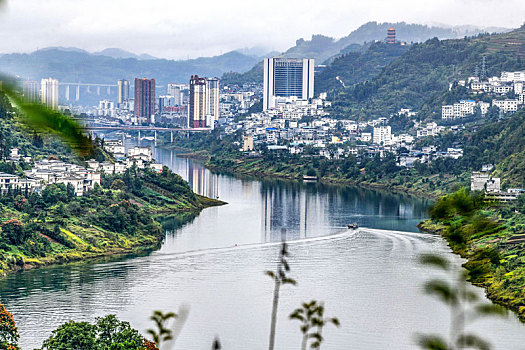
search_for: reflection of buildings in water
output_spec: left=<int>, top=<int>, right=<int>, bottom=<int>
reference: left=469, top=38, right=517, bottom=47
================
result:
left=260, top=185, right=326, bottom=243
left=187, top=162, right=218, bottom=199
left=398, top=202, right=414, bottom=218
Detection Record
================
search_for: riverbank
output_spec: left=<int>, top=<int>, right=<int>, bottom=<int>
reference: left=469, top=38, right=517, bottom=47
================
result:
left=0, top=168, right=225, bottom=277
left=417, top=190, right=525, bottom=321
left=204, top=156, right=452, bottom=201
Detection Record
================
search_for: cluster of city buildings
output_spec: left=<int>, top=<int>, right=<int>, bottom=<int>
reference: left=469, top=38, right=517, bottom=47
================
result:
left=22, top=75, right=222, bottom=129
left=87, top=142, right=163, bottom=174
left=233, top=96, right=462, bottom=167
left=442, top=71, right=525, bottom=119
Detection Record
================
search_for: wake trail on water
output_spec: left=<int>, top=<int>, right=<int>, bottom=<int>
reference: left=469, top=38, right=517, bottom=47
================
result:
left=95, top=228, right=435, bottom=269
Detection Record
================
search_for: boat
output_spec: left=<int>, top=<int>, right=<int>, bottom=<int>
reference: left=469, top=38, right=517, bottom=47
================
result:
left=302, top=175, right=318, bottom=181
left=347, top=222, right=358, bottom=229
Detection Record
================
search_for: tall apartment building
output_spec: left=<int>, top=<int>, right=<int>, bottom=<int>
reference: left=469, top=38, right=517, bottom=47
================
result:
left=134, top=78, right=155, bottom=124
left=188, top=76, right=220, bottom=128
left=188, top=76, right=207, bottom=128
left=117, top=79, right=129, bottom=104
left=167, top=83, right=187, bottom=106
left=373, top=126, right=392, bottom=145
left=40, top=78, right=59, bottom=109
left=23, top=80, right=40, bottom=102
left=263, top=58, right=315, bottom=111
left=205, top=78, right=220, bottom=126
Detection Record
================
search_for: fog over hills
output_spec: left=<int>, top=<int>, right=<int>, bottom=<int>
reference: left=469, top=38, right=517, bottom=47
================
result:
left=0, top=21, right=512, bottom=89
left=0, top=48, right=262, bottom=85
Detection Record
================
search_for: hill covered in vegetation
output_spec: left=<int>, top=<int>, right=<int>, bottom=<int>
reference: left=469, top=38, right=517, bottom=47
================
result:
left=221, top=22, right=508, bottom=86
left=314, top=42, right=410, bottom=94
left=0, top=92, right=222, bottom=276
left=327, top=25, right=525, bottom=120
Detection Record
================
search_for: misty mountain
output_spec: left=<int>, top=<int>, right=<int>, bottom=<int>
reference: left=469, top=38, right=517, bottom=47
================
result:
left=94, top=48, right=158, bottom=60
left=282, top=21, right=511, bottom=64
left=0, top=48, right=260, bottom=86
left=221, top=21, right=511, bottom=86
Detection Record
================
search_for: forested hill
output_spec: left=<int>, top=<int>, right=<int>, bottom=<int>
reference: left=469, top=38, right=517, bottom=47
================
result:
left=314, top=42, right=410, bottom=94
left=0, top=91, right=223, bottom=276
left=221, top=21, right=507, bottom=86
left=283, top=22, right=503, bottom=64
left=469, top=109, right=525, bottom=188
left=327, top=25, right=525, bottom=120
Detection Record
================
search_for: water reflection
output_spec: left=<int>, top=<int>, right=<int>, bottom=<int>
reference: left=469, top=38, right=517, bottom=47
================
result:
left=188, top=161, right=219, bottom=199
left=257, top=179, right=430, bottom=242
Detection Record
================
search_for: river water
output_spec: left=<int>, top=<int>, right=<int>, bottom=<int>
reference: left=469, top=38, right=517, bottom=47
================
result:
left=1, top=142, right=525, bottom=349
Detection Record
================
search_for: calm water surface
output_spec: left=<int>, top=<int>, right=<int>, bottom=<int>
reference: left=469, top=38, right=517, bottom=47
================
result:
left=1, top=141, right=525, bottom=349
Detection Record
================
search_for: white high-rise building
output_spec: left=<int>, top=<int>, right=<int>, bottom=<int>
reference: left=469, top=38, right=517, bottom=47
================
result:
left=98, top=100, right=115, bottom=117
left=167, top=83, right=186, bottom=106
left=23, top=80, right=40, bottom=102
left=205, top=78, right=220, bottom=127
left=263, top=58, right=315, bottom=111
left=117, top=79, right=129, bottom=105
left=41, top=78, right=59, bottom=109
left=373, top=126, right=392, bottom=145
left=188, top=76, right=220, bottom=129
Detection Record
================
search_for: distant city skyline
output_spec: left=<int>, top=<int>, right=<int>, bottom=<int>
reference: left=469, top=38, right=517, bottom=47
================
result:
left=0, top=0, right=523, bottom=60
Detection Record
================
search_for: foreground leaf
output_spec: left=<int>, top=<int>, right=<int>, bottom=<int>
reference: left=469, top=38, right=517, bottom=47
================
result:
left=0, top=79, right=92, bottom=155
left=418, top=335, right=449, bottom=350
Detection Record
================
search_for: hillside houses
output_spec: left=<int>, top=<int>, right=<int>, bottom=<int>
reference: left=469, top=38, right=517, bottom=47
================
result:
left=25, top=160, right=101, bottom=196
left=442, top=71, right=525, bottom=120
left=442, top=100, right=490, bottom=119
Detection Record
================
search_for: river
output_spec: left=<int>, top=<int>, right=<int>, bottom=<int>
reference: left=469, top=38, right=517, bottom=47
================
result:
left=1, top=141, right=525, bottom=349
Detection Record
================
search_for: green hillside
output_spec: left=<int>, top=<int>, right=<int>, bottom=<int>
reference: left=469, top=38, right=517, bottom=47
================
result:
left=327, top=25, right=525, bottom=120
left=315, top=42, right=409, bottom=94
left=0, top=93, right=222, bottom=276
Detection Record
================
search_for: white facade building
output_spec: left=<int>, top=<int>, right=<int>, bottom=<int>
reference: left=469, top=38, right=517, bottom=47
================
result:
left=373, top=126, right=392, bottom=145
left=263, top=58, right=315, bottom=110
left=500, top=71, right=525, bottom=82
left=493, top=99, right=518, bottom=113
left=41, top=78, right=59, bottom=109
left=442, top=100, right=487, bottom=119
left=98, top=100, right=115, bottom=117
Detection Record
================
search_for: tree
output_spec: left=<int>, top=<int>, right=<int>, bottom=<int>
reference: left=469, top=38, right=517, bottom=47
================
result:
left=41, top=315, right=145, bottom=350
left=41, top=321, right=97, bottom=350
left=110, top=179, right=126, bottom=191
left=1, top=219, right=28, bottom=245
left=0, top=302, right=20, bottom=350
left=95, top=314, right=145, bottom=349
left=309, top=302, right=340, bottom=349
left=66, top=183, right=76, bottom=199
left=290, top=300, right=340, bottom=350
left=266, top=230, right=296, bottom=350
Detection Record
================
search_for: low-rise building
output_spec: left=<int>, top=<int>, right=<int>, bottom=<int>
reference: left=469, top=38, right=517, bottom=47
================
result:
left=493, top=99, right=519, bottom=113
left=128, top=146, right=152, bottom=162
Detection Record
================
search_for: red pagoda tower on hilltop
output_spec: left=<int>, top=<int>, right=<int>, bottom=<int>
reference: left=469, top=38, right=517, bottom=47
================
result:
left=386, top=27, right=396, bottom=44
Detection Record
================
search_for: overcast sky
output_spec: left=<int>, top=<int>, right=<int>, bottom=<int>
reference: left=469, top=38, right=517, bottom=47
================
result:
left=0, top=0, right=523, bottom=59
